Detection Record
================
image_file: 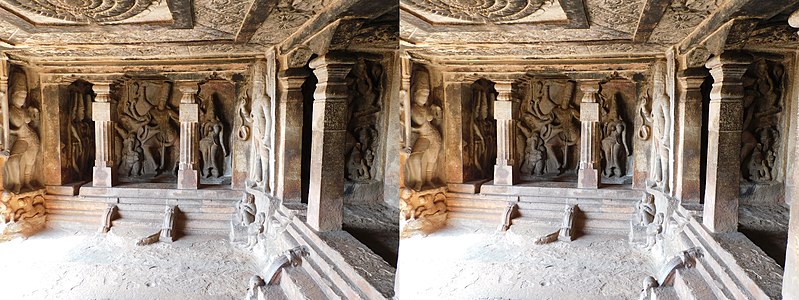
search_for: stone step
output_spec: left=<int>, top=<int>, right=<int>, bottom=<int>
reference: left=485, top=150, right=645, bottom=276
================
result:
left=47, top=207, right=105, bottom=217
left=114, top=203, right=234, bottom=214
left=45, top=199, right=107, bottom=211
left=115, top=209, right=232, bottom=222
left=111, top=218, right=229, bottom=231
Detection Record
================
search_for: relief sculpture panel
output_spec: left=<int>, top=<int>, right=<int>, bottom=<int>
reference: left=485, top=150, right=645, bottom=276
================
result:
left=598, top=77, right=637, bottom=184
left=403, top=69, right=443, bottom=191
left=345, top=59, right=383, bottom=182
left=516, top=79, right=579, bottom=178
left=198, top=77, right=236, bottom=184
left=466, top=79, right=496, bottom=180
left=741, top=59, right=784, bottom=183
left=61, top=80, right=95, bottom=183
left=113, top=78, right=180, bottom=181
left=4, top=70, right=41, bottom=193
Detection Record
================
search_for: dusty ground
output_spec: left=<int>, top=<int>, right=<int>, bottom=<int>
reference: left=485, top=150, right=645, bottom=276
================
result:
left=397, top=223, right=653, bottom=300
left=0, top=227, right=256, bottom=300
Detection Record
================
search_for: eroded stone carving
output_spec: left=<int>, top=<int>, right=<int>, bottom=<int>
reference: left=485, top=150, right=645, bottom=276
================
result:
left=645, top=91, right=671, bottom=192
left=98, top=204, right=117, bottom=234
left=741, top=59, right=784, bottom=183
left=160, top=205, right=177, bottom=242
left=345, top=59, right=382, bottom=182
left=600, top=93, right=630, bottom=178
left=199, top=95, right=228, bottom=178
left=115, top=79, right=179, bottom=179
left=4, top=71, right=40, bottom=193
left=636, top=193, right=656, bottom=226
left=403, top=70, right=443, bottom=191
left=242, top=68, right=272, bottom=193
left=400, top=187, right=447, bottom=236
left=517, top=80, right=579, bottom=176
left=468, top=79, right=496, bottom=179
left=64, top=80, right=95, bottom=182
left=230, top=192, right=256, bottom=243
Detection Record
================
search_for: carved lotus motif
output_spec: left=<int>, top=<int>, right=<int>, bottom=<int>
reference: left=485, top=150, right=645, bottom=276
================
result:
left=6, top=0, right=157, bottom=23
left=403, top=0, right=553, bottom=24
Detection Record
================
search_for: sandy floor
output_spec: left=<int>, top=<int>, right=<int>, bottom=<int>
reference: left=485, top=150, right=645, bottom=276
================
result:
left=397, top=223, right=653, bottom=300
left=0, top=228, right=256, bottom=300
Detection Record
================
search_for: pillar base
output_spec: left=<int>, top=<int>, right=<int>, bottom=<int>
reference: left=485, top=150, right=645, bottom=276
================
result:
left=493, top=165, right=517, bottom=186
left=92, top=166, right=116, bottom=187
left=177, top=169, right=199, bottom=189
left=578, top=168, right=600, bottom=189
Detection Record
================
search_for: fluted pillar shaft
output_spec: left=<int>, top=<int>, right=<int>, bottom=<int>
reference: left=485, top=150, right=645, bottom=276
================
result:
left=177, top=82, right=200, bottom=190
left=493, top=81, right=518, bottom=186
left=92, top=83, right=116, bottom=187
left=703, top=52, right=752, bottom=233
left=578, top=81, right=601, bottom=189
left=307, top=54, right=354, bottom=232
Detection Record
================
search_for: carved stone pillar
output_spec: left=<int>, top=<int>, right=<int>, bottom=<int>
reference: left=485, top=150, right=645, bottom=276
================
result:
left=444, top=81, right=468, bottom=184
left=674, top=68, right=708, bottom=203
left=275, top=68, right=308, bottom=202
left=92, top=83, right=116, bottom=187
left=307, top=54, right=354, bottom=232
left=787, top=10, right=799, bottom=298
left=177, top=82, right=200, bottom=190
left=577, top=81, right=601, bottom=189
left=0, top=55, right=7, bottom=189
left=702, top=52, right=752, bottom=233
left=493, top=81, right=518, bottom=186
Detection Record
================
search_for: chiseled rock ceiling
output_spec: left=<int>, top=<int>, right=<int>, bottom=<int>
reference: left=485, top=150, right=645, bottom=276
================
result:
left=401, top=0, right=723, bottom=58
left=0, top=0, right=328, bottom=57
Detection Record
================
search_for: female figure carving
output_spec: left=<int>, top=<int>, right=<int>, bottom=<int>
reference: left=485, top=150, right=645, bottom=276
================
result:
left=403, top=71, right=442, bottom=191
left=4, top=75, right=40, bottom=193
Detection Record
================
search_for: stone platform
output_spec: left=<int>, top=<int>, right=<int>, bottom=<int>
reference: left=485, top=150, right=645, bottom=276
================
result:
left=45, top=182, right=243, bottom=236
left=447, top=180, right=643, bottom=235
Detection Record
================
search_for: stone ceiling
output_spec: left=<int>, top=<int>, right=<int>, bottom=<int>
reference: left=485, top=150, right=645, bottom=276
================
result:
left=400, top=0, right=799, bottom=62
left=0, top=0, right=395, bottom=60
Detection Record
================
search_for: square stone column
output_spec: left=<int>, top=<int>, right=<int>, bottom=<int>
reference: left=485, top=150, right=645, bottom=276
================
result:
left=177, top=82, right=200, bottom=190
left=275, top=68, right=308, bottom=202
left=702, top=52, right=752, bottom=233
left=674, top=68, right=708, bottom=203
left=493, top=81, right=518, bottom=186
left=577, top=81, right=601, bottom=189
left=92, top=83, right=117, bottom=187
left=307, top=54, right=354, bottom=232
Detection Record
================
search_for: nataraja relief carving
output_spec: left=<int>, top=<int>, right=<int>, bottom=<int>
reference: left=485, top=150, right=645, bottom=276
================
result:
left=741, top=59, right=785, bottom=183
left=346, top=59, right=383, bottom=182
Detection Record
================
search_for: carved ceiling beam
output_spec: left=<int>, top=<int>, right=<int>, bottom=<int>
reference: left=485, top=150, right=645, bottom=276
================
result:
left=235, top=0, right=278, bottom=43
left=678, top=0, right=799, bottom=54
left=560, top=0, right=589, bottom=29
left=167, top=0, right=195, bottom=29
left=632, top=0, right=673, bottom=43
left=279, top=0, right=396, bottom=54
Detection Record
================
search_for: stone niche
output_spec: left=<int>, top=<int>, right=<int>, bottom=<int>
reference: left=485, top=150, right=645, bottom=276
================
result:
left=598, top=77, right=637, bottom=184
left=463, top=79, right=497, bottom=181
left=515, top=78, right=580, bottom=180
left=59, top=80, right=95, bottom=184
left=112, top=76, right=181, bottom=182
left=740, top=58, right=787, bottom=205
left=344, top=59, right=385, bottom=202
left=197, top=77, right=236, bottom=184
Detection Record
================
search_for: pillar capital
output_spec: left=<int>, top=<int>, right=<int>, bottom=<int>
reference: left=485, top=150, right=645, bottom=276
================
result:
left=177, top=81, right=199, bottom=104
left=309, top=53, right=355, bottom=82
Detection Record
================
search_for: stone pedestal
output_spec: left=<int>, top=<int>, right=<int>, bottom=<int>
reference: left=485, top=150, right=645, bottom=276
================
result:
left=493, top=81, right=518, bottom=186
left=275, top=69, right=308, bottom=202
left=577, top=82, right=601, bottom=189
left=177, top=82, right=200, bottom=189
left=306, top=54, right=354, bottom=232
left=92, top=83, right=117, bottom=187
left=675, top=68, right=708, bottom=203
left=702, top=52, right=751, bottom=233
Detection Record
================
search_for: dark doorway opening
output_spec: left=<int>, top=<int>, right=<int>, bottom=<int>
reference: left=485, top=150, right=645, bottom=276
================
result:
left=699, top=75, right=713, bottom=204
